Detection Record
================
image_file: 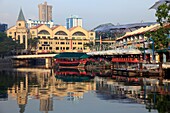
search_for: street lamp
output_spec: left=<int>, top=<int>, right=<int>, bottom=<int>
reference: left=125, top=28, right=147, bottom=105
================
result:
left=149, top=37, right=155, bottom=61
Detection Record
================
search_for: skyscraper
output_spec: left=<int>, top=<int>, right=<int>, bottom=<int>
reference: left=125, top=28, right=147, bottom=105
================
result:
left=66, top=15, right=82, bottom=29
left=38, top=2, right=52, bottom=22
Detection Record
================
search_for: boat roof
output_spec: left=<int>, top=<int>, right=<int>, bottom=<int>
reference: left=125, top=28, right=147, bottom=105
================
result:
left=54, top=52, right=89, bottom=59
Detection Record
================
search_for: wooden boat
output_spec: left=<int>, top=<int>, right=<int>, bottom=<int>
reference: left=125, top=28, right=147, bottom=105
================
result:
left=54, top=52, right=90, bottom=67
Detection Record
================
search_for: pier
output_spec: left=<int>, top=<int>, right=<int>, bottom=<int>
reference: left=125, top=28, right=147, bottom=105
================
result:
left=10, top=54, right=57, bottom=68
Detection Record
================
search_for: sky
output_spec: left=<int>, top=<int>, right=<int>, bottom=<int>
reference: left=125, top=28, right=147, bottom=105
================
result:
left=0, top=0, right=158, bottom=30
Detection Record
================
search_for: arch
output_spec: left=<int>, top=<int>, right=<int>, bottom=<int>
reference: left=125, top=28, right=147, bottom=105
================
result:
left=38, top=30, right=50, bottom=35
left=55, top=31, right=67, bottom=35
left=72, top=31, right=86, bottom=36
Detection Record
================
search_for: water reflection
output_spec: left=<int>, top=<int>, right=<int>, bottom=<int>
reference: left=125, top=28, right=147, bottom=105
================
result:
left=0, top=67, right=170, bottom=113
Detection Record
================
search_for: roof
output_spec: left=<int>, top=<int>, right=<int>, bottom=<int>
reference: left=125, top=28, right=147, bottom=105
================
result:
left=69, top=26, right=79, bottom=31
left=150, top=0, right=170, bottom=9
left=30, top=24, right=43, bottom=29
left=54, top=52, right=89, bottom=59
left=116, top=24, right=159, bottom=40
left=17, top=8, right=26, bottom=21
left=51, top=25, right=60, bottom=30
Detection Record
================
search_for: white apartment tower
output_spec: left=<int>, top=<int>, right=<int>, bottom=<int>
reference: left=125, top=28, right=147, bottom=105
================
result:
left=66, top=15, right=83, bottom=29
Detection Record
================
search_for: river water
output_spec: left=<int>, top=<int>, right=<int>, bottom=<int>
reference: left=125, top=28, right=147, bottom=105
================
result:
left=0, top=67, right=170, bottom=113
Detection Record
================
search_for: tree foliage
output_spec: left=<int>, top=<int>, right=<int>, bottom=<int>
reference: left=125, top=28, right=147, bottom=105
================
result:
left=145, top=3, right=170, bottom=50
left=27, top=38, right=39, bottom=54
left=0, top=33, right=15, bottom=54
left=0, top=32, right=24, bottom=55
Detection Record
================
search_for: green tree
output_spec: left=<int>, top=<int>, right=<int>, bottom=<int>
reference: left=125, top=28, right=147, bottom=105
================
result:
left=145, top=3, right=170, bottom=50
left=27, top=38, right=39, bottom=54
left=0, top=32, right=25, bottom=55
left=0, top=33, right=16, bottom=55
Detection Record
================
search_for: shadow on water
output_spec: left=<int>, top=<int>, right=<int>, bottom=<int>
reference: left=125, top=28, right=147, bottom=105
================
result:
left=0, top=67, right=170, bottom=113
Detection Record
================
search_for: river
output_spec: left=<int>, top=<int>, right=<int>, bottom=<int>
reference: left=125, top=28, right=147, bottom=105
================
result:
left=0, top=67, right=170, bottom=113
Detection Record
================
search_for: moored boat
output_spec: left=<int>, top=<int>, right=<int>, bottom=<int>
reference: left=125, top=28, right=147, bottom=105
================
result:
left=54, top=52, right=90, bottom=67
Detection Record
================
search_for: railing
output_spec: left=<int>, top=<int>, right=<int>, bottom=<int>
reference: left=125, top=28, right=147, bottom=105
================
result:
left=112, top=58, right=139, bottom=63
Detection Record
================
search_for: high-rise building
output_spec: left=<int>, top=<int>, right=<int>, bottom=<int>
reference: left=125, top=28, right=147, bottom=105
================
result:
left=66, top=15, right=82, bottom=29
left=0, top=23, right=8, bottom=32
left=38, top=2, right=52, bottom=22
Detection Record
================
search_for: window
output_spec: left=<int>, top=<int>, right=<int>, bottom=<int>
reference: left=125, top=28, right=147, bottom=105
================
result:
left=39, top=47, right=42, bottom=50
left=73, top=47, right=76, bottom=50
left=66, top=47, right=69, bottom=50
left=49, top=47, right=52, bottom=50
left=78, top=42, right=82, bottom=45
left=72, top=31, right=85, bottom=36
left=32, top=31, right=35, bottom=34
left=54, top=37, right=57, bottom=40
left=18, top=23, right=21, bottom=26
left=55, top=31, right=67, bottom=35
left=44, top=42, right=48, bottom=44
left=56, top=47, right=59, bottom=50
left=23, top=35, right=26, bottom=44
left=72, top=37, right=75, bottom=40
left=42, top=36, right=46, bottom=39
left=18, top=35, right=20, bottom=43
left=90, top=33, right=93, bottom=36
left=60, top=42, right=65, bottom=44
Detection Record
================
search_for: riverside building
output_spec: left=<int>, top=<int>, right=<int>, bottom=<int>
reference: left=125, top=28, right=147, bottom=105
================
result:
left=30, top=25, right=95, bottom=53
left=7, top=8, right=95, bottom=54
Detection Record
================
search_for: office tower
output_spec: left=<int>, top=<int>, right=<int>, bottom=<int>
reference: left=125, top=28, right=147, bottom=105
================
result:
left=66, top=15, right=82, bottom=29
left=0, top=23, right=8, bottom=32
left=38, top=2, right=52, bottom=21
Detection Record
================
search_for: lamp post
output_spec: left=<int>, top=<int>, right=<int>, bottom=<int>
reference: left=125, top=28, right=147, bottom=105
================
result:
left=149, top=37, right=155, bottom=61
left=143, top=41, right=146, bottom=61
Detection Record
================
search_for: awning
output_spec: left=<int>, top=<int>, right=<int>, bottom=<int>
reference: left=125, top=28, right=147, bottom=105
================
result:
left=54, top=52, right=89, bottom=59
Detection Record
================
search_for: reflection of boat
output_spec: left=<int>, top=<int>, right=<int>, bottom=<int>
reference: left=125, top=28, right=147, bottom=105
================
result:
left=54, top=52, right=90, bottom=67
left=56, top=76, right=93, bottom=82
left=55, top=68, right=94, bottom=82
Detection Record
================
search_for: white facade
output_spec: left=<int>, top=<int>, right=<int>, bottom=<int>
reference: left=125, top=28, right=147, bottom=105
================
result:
left=27, top=19, right=54, bottom=28
left=66, top=15, right=82, bottom=29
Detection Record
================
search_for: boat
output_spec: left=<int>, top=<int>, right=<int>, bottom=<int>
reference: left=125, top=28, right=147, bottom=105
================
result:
left=54, top=52, right=90, bottom=67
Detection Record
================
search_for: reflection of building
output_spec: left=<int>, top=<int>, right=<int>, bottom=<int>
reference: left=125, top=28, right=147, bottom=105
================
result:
left=40, top=97, right=53, bottom=112
left=66, top=15, right=83, bottom=29
left=6, top=8, right=28, bottom=49
left=38, top=2, right=52, bottom=22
